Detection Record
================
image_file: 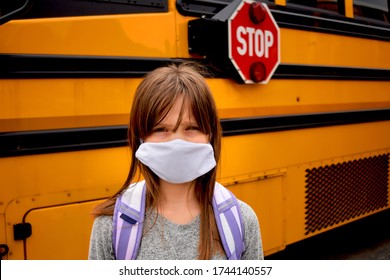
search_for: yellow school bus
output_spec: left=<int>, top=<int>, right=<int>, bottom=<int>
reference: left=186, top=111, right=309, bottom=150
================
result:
left=0, top=0, right=389, bottom=260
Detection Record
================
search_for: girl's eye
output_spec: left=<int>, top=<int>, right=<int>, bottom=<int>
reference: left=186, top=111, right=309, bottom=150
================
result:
left=186, top=126, right=200, bottom=131
left=153, top=127, right=168, bottom=133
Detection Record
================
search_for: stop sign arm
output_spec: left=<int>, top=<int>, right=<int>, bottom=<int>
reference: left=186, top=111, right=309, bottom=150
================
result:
left=188, top=0, right=281, bottom=84
left=212, top=0, right=242, bottom=21
left=188, top=17, right=242, bottom=82
left=188, top=0, right=250, bottom=83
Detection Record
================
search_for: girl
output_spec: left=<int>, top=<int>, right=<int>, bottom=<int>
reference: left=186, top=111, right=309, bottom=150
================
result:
left=88, top=62, right=263, bottom=260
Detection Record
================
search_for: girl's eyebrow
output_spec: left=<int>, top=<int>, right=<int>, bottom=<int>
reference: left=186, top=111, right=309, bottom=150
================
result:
left=154, top=119, right=198, bottom=132
left=154, top=120, right=175, bottom=128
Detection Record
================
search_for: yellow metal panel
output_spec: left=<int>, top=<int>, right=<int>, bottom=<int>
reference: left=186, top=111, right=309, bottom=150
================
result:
left=0, top=78, right=138, bottom=132
left=1, top=148, right=129, bottom=211
left=219, top=121, right=390, bottom=180
left=209, top=79, right=390, bottom=119
left=25, top=201, right=102, bottom=260
left=225, top=172, right=287, bottom=255
left=280, top=29, right=390, bottom=68
left=1, top=147, right=129, bottom=259
left=0, top=14, right=177, bottom=57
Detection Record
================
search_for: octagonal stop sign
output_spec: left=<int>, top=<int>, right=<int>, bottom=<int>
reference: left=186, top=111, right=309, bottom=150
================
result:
left=229, top=0, right=280, bottom=84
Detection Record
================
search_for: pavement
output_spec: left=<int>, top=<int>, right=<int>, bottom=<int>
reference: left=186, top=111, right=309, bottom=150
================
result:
left=266, top=209, right=390, bottom=260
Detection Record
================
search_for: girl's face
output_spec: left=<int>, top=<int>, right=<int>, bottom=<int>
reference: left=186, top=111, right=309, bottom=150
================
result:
left=145, top=95, right=209, bottom=144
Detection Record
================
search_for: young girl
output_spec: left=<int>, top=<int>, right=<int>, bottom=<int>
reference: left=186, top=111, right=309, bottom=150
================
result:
left=88, top=62, right=263, bottom=260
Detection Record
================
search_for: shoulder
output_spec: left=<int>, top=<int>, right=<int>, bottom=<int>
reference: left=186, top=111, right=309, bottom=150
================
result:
left=237, top=199, right=260, bottom=229
left=92, top=215, right=113, bottom=234
left=89, top=215, right=114, bottom=260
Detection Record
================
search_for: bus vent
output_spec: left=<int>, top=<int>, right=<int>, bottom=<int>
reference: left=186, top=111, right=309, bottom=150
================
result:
left=304, top=154, right=389, bottom=235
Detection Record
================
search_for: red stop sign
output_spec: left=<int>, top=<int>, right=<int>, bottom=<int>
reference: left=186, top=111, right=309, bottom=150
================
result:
left=229, top=1, right=280, bottom=84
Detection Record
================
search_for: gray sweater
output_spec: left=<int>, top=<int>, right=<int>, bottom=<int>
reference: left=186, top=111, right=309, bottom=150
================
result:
left=89, top=200, right=263, bottom=260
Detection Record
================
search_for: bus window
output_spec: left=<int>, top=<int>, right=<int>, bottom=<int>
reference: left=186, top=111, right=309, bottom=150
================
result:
left=18, top=0, right=168, bottom=19
left=0, top=0, right=28, bottom=16
left=0, top=0, right=31, bottom=24
left=354, top=0, right=389, bottom=23
left=286, top=0, right=344, bottom=15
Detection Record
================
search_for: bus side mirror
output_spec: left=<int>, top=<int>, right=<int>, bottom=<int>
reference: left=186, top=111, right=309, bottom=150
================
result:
left=0, top=0, right=32, bottom=25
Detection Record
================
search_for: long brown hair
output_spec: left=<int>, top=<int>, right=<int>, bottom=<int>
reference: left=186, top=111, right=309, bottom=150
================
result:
left=93, top=62, right=222, bottom=259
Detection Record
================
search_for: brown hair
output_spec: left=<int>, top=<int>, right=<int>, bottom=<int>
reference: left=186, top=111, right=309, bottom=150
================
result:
left=93, top=62, right=223, bottom=259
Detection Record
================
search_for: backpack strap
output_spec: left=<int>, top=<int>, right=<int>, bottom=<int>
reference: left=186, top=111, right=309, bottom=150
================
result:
left=113, top=181, right=146, bottom=260
left=212, top=182, right=245, bottom=260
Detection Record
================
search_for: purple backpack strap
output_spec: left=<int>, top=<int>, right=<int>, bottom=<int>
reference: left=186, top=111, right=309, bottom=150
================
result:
left=113, top=181, right=146, bottom=260
left=212, top=182, right=245, bottom=260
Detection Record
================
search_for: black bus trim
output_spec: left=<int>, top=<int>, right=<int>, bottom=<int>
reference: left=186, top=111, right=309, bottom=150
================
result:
left=1, top=109, right=390, bottom=157
left=1, top=55, right=390, bottom=80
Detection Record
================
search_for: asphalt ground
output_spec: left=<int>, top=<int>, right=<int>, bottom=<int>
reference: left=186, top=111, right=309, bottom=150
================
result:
left=265, top=209, right=390, bottom=260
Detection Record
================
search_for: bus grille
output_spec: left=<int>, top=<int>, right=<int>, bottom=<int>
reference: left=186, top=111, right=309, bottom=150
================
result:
left=304, top=154, right=389, bottom=235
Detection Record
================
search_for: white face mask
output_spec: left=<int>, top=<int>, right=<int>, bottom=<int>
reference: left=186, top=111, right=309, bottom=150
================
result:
left=135, top=139, right=216, bottom=184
